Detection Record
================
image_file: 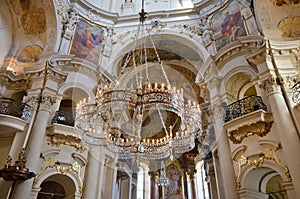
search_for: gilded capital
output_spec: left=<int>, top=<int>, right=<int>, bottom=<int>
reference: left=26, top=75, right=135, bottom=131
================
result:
left=148, top=170, right=159, bottom=180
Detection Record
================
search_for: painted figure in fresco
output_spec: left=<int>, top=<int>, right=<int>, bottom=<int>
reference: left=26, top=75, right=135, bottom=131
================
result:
left=81, top=29, right=104, bottom=50
left=81, top=29, right=94, bottom=50
left=221, top=11, right=241, bottom=42
left=167, top=164, right=181, bottom=197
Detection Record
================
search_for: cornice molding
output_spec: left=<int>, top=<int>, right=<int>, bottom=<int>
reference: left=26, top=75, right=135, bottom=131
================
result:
left=214, top=36, right=265, bottom=68
left=49, top=54, right=115, bottom=83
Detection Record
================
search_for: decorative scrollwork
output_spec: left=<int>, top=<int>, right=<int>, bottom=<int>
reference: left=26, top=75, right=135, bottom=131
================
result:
left=236, top=146, right=291, bottom=190
left=47, top=133, right=86, bottom=152
left=228, top=121, right=273, bottom=144
left=33, top=157, right=83, bottom=193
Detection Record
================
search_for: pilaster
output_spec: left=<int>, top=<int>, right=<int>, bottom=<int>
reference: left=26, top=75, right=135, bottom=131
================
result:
left=185, top=169, right=197, bottom=199
left=82, top=148, right=105, bottom=199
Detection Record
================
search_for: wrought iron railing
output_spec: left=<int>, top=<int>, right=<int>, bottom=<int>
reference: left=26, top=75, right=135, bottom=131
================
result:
left=52, top=109, right=75, bottom=126
left=292, top=82, right=300, bottom=104
left=224, top=95, right=267, bottom=122
left=0, top=98, right=33, bottom=122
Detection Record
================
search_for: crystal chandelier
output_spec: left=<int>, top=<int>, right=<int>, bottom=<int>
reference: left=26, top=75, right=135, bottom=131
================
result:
left=75, top=1, right=202, bottom=164
left=157, top=162, right=169, bottom=187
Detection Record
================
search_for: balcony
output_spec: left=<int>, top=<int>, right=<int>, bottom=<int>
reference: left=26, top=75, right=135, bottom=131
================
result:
left=223, top=95, right=273, bottom=144
left=48, top=109, right=84, bottom=151
left=292, top=81, right=300, bottom=104
left=224, top=95, right=267, bottom=123
left=51, top=109, right=75, bottom=127
left=0, top=98, right=33, bottom=121
left=0, top=98, right=33, bottom=133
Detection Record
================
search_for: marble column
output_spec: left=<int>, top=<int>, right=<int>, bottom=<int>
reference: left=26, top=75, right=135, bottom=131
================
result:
left=212, top=149, right=224, bottom=199
left=206, top=157, right=218, bottom=199
left=82, top=148, right=105, bottom=199
left=102, top=158, right=117, bottom=199
left=149, top=171, right=159, bottom=199
left=120, top=176, right=131, bottom=199
left=183, top=172, right=188, bottom=199
left=260, top=75, right=300, bottom=197
left=207, top=77, right=239, bottom=199
left=12, top=93, right=56, bottom=199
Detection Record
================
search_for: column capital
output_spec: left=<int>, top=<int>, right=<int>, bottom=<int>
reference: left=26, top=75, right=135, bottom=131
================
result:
left=148, top=170, right=159, bottom=180
left=39, top=94, right=56, bottom=112
left=259, top=75, right=281, bottom=96
left=24, top=91, right=56, bottom=112
left=185, top=169, right=197, bottom=180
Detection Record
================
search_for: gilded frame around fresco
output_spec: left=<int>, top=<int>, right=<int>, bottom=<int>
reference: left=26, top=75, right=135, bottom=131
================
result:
left=68, top=16, right=106, bottom=65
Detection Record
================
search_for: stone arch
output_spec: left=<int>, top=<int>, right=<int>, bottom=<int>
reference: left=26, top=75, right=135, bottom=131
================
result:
left=239, top=162, right=290, bottom=192
left=58, top=82, right=93, bottom=103
left=33, top=168, right=82, bottom=198
left=223, top=66, right=258, bottom=103
left=109, top=32, right=208, bottom=77
left=9, top=90, right=27, bottom=101
left=36, top=173, right=77, bottom=198
left=239, top=164, right=290, bottom=199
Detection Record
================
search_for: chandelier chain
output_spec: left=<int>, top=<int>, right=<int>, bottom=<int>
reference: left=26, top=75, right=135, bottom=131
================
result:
left=147, top=28, right=171, bottom=88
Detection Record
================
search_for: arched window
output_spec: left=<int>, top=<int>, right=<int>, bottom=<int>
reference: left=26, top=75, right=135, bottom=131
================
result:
left=37, top=181, right=65, bottom=199
left=37, top=174, right=76, bottom=199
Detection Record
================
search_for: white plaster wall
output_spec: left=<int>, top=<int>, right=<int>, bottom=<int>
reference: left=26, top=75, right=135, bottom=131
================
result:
left=0, top=1, right=12, bottom=66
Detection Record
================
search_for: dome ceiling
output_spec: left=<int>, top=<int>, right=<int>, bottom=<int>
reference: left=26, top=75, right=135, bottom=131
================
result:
left=84, top=0, right=194, bottom=15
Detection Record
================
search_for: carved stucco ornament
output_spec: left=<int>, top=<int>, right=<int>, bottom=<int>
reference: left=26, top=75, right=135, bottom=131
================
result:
left=33, top=157, right=83, bottom=193
left=236, top=146, right=291, bottom=190
left=47, top=133, right=86, bottom=153
left=228, top=121, right=273, bottom=144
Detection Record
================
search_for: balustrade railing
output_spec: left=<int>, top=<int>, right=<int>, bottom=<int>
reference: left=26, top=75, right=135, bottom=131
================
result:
left=224, top=95, right=267, bottom=122
left=0, top=98, right=33, bottom=122
left=52, top=109, right=75, bottom=126
left=292, top=82, right=300, bottom=104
